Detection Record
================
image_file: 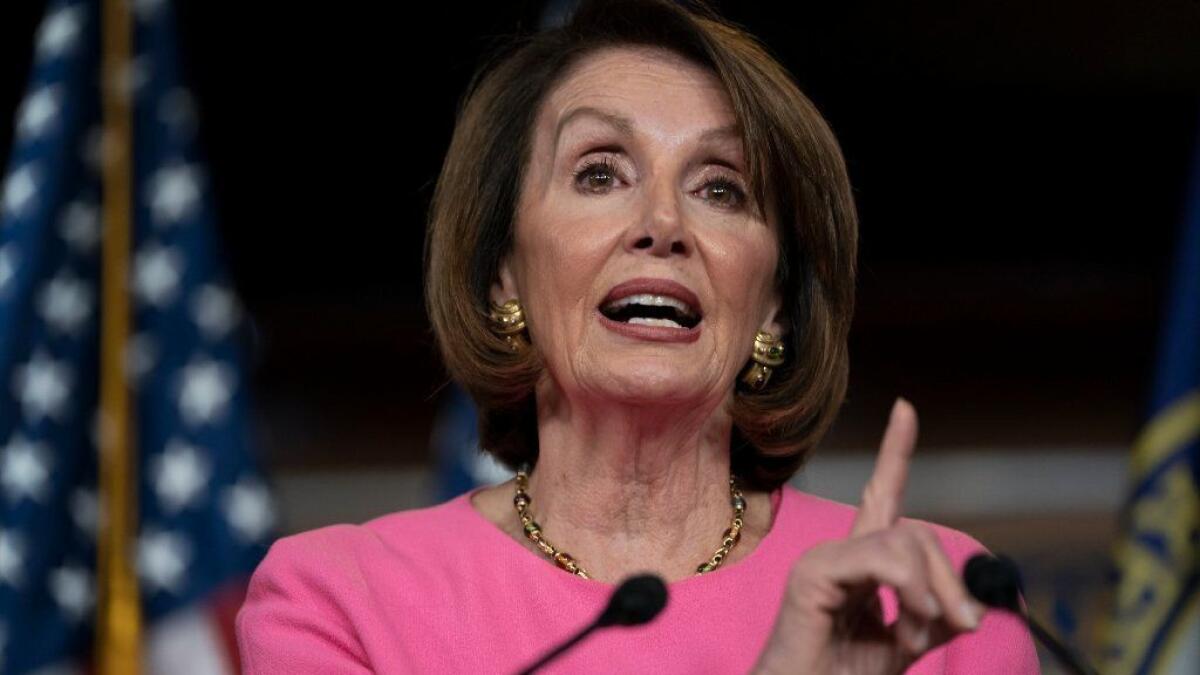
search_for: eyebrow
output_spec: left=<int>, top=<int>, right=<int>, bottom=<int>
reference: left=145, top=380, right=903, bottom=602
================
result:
left=698, top=124, right=740, bottom=143
left=554, top=107, right=634, bottom=152
left=553, top=105, right=742, bottom=155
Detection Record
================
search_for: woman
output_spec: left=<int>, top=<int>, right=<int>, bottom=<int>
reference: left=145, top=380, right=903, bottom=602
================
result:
left=236, top=1, right=1040, bottom=672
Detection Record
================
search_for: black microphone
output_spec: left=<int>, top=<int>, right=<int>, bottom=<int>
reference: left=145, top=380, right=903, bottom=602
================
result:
left=517, top=573, right=668, bottom=674
left=964, top=553, right=1100, bottom=675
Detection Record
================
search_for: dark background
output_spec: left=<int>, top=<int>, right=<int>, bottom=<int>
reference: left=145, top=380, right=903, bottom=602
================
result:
left=3, top=1, right=1199, bottom=471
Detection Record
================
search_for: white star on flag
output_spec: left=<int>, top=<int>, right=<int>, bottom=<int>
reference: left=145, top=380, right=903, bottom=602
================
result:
left=133, top=243, right=185, bottom=307
left=0, top=529, right=25, bottom=588
left=0, top=245, right=19, bottom=296
left=2, top=164, right=39, bottom=219
left=146, top=163, right=202, bottom=226
left=35, top=4, right=84, bottom=60
left=48, top=562, right=94, bottom=621
left=150, top=438, right=212, bottom=514
left=70, top=487, right=101, bottom=540
left=190, top=284, right=241, bottom=340
left=16, top=85, right=62, bottom=141
left=11, top=348, right=73, bottom=423
left=221, top=476, right=276, bottom=543
left=137, top=529, right=192, bottom=595
left=59, top=199, right=101, bottom=254
left=0, top=433, right=53, bottom=504
left=176, top=356, right=235, bottom=427
left=36, top=270, right=94, bottom=336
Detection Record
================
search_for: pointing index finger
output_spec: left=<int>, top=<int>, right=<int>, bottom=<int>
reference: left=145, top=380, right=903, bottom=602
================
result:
left=851, top=397, right=919, bottom=537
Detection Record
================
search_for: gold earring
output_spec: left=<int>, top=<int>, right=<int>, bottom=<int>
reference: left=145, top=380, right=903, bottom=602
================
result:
left=741, top=330, right=785, bottom=390
left=489, top=299, right=527, bottom=352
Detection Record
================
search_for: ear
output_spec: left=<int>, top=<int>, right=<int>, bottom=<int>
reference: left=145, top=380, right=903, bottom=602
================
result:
left=758, top=286, right=788, bottom=338
left=489, top=256, right=520, bottom=307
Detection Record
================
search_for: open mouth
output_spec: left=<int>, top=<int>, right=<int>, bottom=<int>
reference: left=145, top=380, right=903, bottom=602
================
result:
left=600, top=294, right=701, bottom=329
left=598, top=278, right=704, bottom=332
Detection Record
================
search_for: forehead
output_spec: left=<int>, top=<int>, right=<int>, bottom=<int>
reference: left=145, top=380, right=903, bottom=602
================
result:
left=536, top=46, right=737, bottom=145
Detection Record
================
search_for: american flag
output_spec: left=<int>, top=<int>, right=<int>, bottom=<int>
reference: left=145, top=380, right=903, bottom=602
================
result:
left=0, top=1, right=277, bottom=672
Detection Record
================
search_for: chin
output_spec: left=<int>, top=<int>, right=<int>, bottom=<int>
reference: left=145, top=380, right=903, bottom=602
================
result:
left=588, top=359, right=717, bottom=406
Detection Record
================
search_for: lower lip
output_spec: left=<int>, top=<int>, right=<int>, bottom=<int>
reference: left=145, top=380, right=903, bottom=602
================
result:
left=596, top=311, right=702, bottom=343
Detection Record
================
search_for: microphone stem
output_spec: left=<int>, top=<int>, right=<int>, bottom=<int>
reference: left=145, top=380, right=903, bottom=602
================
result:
left=516, top=621, right=599, bottom=675
left=1025, top=614, right=1099, bottom=675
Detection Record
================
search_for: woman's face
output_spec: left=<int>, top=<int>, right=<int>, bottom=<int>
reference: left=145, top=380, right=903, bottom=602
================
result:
left=493, top=46, right=784, bottom=407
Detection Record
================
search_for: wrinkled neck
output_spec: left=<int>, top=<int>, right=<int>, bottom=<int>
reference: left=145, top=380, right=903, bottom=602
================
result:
left=522, top=383, right=741, bottom=581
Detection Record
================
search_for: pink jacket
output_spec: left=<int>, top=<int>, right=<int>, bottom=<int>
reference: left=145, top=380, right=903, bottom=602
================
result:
left=236, top=484, right=1040, bottom=673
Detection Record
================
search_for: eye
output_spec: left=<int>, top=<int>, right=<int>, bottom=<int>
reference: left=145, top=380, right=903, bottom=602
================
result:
left=573, top=158, right=623, bottom=194
left=698, top=176, right=747, bottom=210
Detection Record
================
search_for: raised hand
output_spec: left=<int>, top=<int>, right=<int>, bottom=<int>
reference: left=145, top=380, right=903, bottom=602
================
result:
left=751, top=399, right=987, bottom=674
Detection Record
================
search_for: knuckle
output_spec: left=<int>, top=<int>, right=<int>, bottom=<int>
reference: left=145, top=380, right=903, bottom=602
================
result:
left=907, top=521, right=940, bottom=547
left=881, top=531, right=925, bottom=586
left=881, top=527, right=915, bottom=555
left=860, top=483, right=889, bottom=512
left=859, top=481, right=877, bottom=504
left=893, top=524, right=929, bottom=558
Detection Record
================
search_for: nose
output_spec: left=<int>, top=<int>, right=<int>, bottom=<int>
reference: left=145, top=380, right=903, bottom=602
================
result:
left=624, top=177, right=692, bottom=257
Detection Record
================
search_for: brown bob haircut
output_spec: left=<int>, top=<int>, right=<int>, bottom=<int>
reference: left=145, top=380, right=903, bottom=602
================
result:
left=425, top=0, right=858, bottom=491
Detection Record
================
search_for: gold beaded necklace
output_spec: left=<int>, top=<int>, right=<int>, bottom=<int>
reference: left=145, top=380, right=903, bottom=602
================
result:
left=512, top=464, right=746, bottom=579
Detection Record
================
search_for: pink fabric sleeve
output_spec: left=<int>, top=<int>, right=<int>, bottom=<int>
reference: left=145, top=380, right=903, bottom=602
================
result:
left=938, top=527, right=1041, bottom=674
left=235, top=527, right=376, bottom=675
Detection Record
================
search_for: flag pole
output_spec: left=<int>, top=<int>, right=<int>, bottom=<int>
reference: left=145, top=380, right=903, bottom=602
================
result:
left=96, top=0, right=142, bottom=672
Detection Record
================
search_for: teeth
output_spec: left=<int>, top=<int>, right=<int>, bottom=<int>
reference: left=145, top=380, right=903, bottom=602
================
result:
left=603, top=293, right=695, bottom=316
left=628, top=317, right=684, bottom=328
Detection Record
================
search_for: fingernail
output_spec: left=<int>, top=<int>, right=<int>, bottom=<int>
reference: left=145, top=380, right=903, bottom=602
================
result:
left=959, top=600, right=983, bottom=629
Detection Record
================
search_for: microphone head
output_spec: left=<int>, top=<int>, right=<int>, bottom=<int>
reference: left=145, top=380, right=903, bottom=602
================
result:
left=964, top=552, right=1024, bottom=613
left=597, top=574, right=668, bottom=627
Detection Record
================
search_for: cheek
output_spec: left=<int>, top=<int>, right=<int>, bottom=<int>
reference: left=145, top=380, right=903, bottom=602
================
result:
left=513, top=205, right=622, bottom=321
left=516, top=172, right=637, bottom=264
left=706, top=229, right=779, bottom=311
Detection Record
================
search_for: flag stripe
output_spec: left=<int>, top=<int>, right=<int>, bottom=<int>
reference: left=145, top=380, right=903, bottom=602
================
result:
left=207, top=578, right=250, bottom=675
